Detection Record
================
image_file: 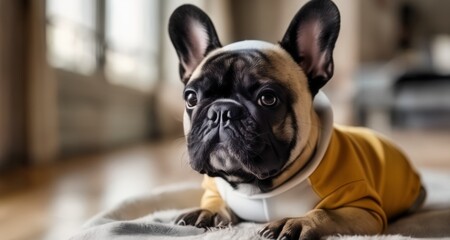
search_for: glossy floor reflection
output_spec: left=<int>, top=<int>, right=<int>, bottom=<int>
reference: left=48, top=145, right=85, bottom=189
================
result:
left=0, top=140, right=201, bottom=240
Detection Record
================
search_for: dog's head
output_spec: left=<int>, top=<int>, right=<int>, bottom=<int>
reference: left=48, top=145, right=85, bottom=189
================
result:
left=169, top=0, right=340, bottom=190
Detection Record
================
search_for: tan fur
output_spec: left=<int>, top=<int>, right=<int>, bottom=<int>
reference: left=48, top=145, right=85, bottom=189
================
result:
left=262, top=47, right=319, bottom=179
left=251, top=46, right=321, bottom=190
left=271, top=110, right=320, bottom=189
left=260, top=207, right=382, bottom=239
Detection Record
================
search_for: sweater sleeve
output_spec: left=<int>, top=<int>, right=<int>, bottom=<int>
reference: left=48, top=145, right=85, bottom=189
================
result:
left=308, top=127, right=388, bottom=231
left=200, top=176, right=225, bottom=213
left=313, top=179, right=387, bottom=231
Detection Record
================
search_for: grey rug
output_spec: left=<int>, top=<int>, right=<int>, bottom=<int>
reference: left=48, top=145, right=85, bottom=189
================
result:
left=69, top=169, right=450, bottom=239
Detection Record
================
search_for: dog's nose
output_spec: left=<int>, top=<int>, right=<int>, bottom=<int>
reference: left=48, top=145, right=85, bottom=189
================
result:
left=207, top=102, right=244, bottom=123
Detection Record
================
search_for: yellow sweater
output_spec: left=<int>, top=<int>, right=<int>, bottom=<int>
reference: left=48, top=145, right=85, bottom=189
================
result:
left=200, top=125, right=422, bottom=230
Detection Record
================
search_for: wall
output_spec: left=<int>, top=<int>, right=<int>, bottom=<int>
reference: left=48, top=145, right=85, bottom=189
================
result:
left=27, top=0, right=59, bottom=164
left=0, top=0, right=27, bottom=169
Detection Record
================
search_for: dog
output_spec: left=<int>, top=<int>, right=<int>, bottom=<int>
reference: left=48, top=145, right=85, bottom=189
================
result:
left=168, top=0, right=426, bottom=239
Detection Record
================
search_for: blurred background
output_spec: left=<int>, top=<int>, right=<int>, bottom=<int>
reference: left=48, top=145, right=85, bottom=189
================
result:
left=1, top=0, right=450, bottom=239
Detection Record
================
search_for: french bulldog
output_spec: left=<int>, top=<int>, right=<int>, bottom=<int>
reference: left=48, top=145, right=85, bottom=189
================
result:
left=168, top=0, right=426, bottom=239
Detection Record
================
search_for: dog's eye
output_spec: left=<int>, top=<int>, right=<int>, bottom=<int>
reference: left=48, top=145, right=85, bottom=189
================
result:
left=185, top=92, right=198, bottom=109
left=258, top=92, right=278, bottom=107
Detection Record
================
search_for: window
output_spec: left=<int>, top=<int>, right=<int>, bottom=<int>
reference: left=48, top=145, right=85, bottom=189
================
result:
left=46, top=0, right=160, bottom=92
left=104, top=0, right=159, bottom=92
left=46, top=0, right=97, bottom=75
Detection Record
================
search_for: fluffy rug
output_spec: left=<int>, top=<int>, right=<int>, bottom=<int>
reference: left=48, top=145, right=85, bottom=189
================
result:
left=70, top=169, right=450, bottom=240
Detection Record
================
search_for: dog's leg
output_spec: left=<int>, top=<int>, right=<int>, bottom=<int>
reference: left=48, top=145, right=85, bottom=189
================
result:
left=175, top=205, right=239, bottom=228
left=175, top=187, right=240, bottom=228
left=259, top=207, right=382, bottom=239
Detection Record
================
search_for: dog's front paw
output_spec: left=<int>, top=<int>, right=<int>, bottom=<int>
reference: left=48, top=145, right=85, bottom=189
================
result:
left=258, top=217, right=321, bottom=240
left=175, top=209, right=232, bottom=229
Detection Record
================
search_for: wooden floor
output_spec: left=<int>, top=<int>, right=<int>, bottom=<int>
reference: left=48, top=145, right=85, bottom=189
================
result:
left=0, top=140, right=202, bottom=240
left=1, top=130, right=449, bottom=240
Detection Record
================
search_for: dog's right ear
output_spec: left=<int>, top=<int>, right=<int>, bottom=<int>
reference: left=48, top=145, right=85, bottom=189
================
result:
left=169, top=4, right=222, bottom=84
left=280, top=0, right=340, bottom=96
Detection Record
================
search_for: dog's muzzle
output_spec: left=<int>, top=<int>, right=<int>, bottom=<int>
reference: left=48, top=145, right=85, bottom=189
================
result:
left=188, top=99, right=279, bottom=181
left=207, top=101, right=244, bottom=141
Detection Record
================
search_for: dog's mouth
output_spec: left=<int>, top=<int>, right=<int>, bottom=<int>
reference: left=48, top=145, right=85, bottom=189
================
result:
left=207, top=169, right=257, bottom=185
left=189, top=137, right=284, bottom=184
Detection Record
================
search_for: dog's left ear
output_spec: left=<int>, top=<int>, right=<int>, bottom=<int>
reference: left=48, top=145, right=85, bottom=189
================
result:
left=280, top=0, right=340, bottom=96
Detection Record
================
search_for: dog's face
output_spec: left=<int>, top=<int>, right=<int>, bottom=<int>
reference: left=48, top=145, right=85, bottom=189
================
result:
left=169, top=0, right=340, bottom=190
left=182, top=42, right=310, bottom=185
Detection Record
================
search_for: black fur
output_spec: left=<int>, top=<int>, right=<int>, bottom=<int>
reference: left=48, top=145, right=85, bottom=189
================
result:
left=185, top=50, right=294, bottom=189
